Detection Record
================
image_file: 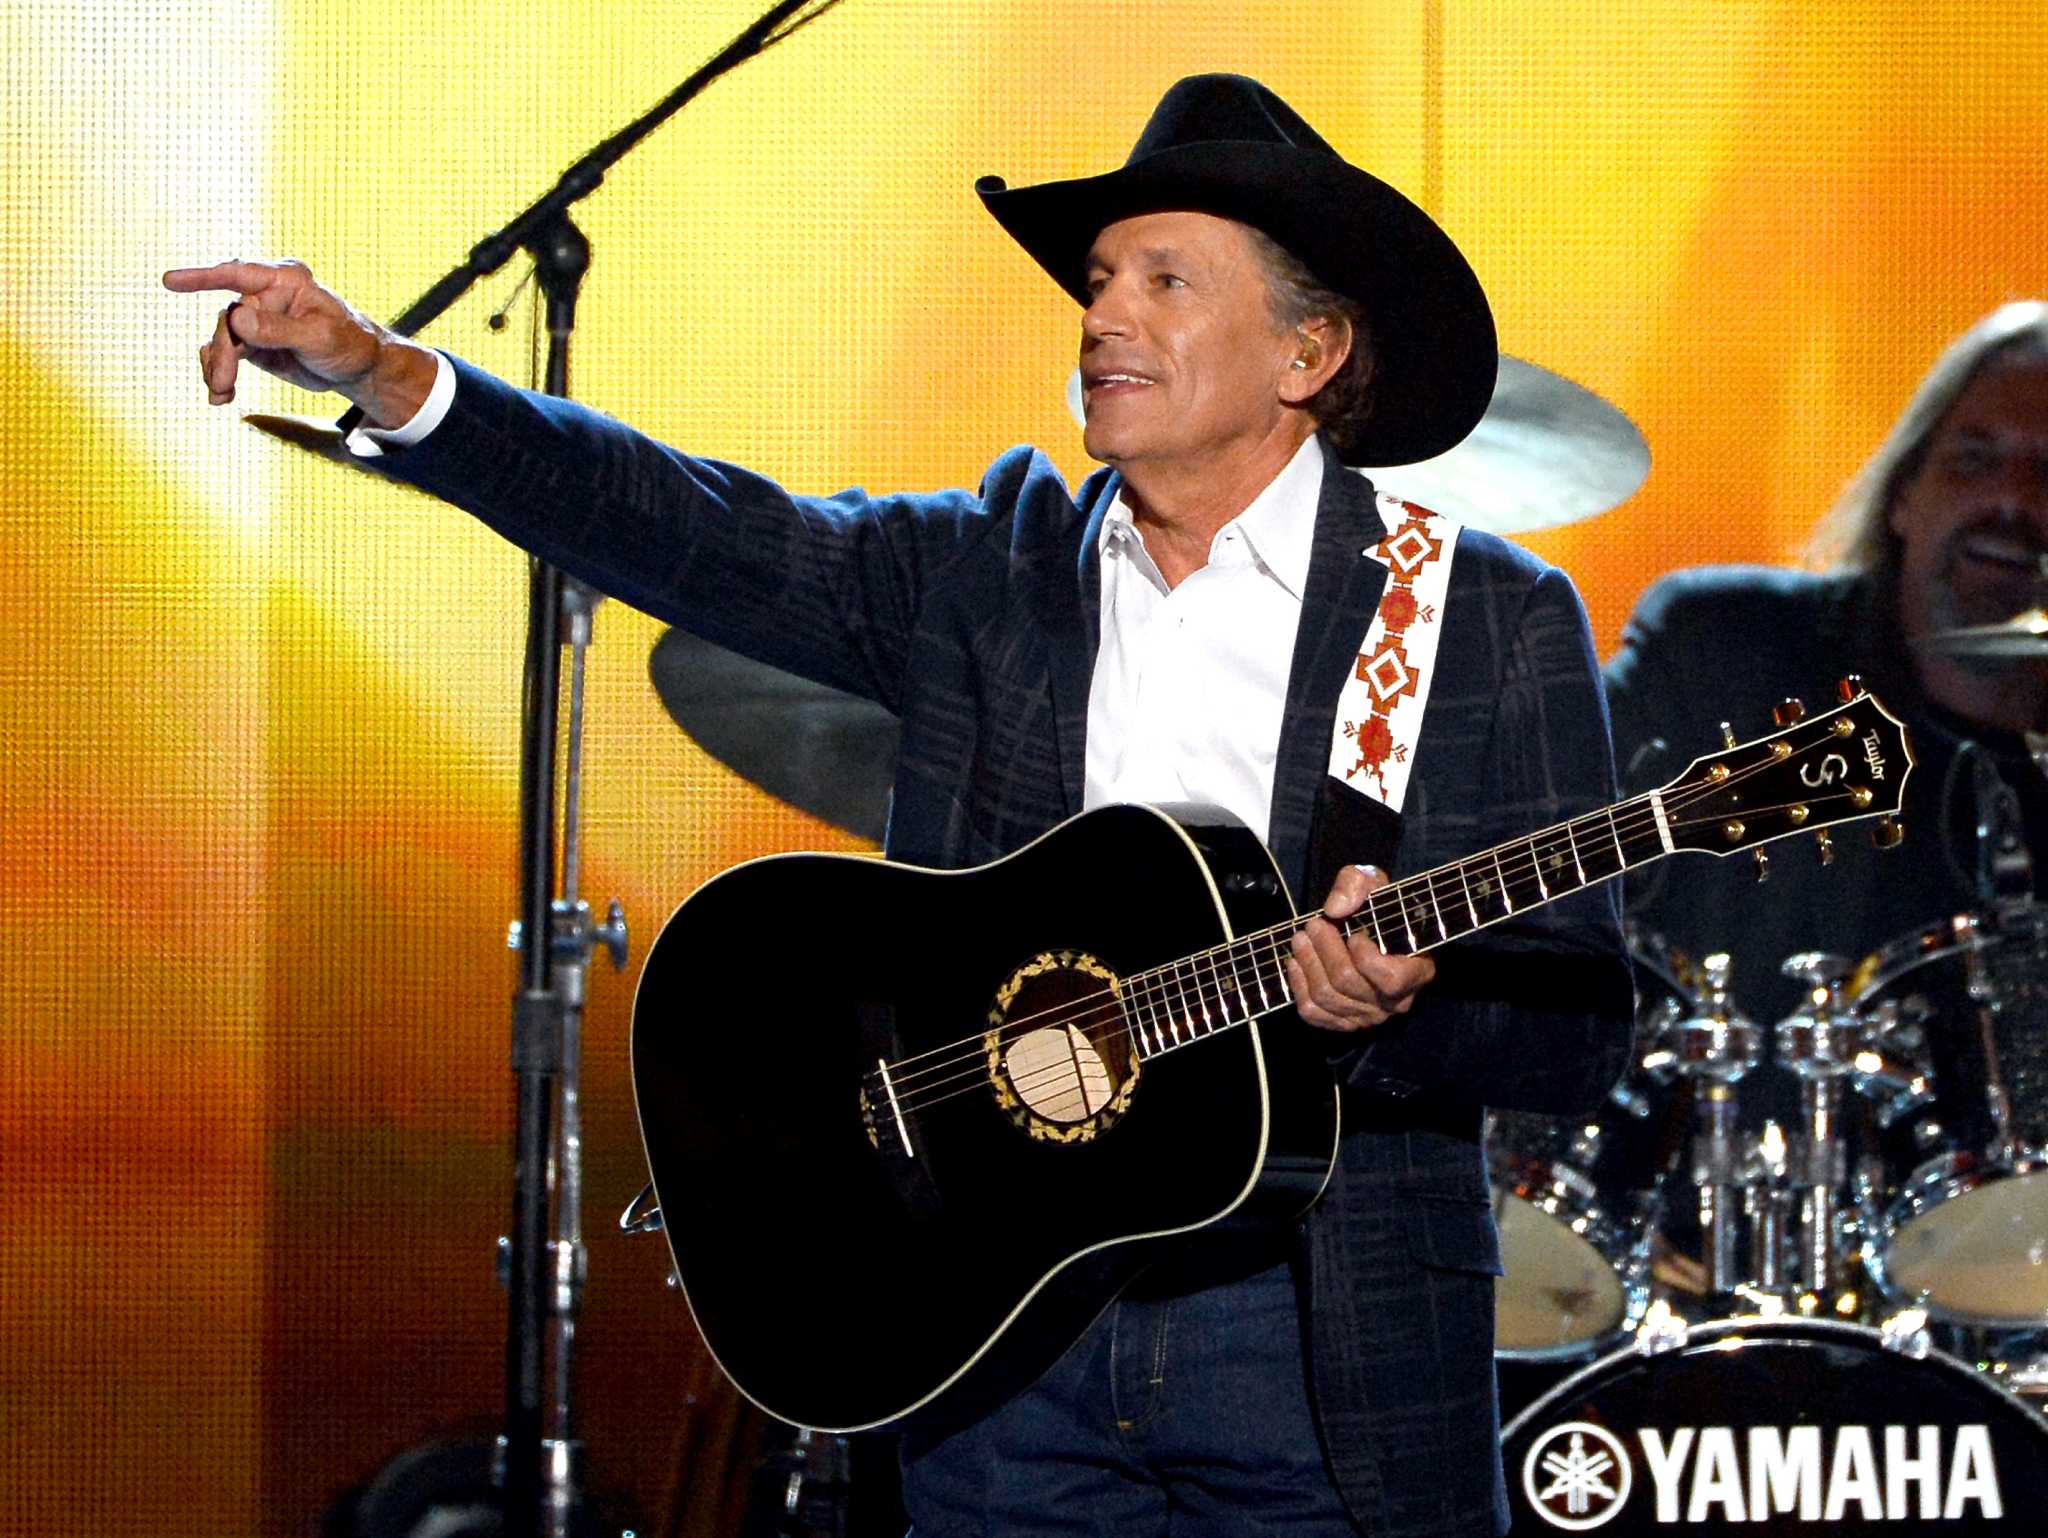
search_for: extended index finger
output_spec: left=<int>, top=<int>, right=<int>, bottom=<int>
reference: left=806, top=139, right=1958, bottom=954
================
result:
left=161, top=261, right=288, bottom=296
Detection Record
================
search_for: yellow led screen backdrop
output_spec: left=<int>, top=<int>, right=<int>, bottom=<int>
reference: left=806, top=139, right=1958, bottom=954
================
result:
left=4, top=0, right=2044, bottom=1533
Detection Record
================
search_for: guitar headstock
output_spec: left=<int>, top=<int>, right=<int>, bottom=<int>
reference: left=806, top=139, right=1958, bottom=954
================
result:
left=1657, top=684, right=1915, bottom=864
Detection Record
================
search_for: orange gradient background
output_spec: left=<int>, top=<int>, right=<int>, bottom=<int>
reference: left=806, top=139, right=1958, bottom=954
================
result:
left=3, top=1, right=2044, bottom=1532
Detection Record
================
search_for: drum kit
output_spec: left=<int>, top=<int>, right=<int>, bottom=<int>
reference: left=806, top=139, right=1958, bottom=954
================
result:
left=1492, top=901, right=2048, bottom=1341
left=1495, top=604, right=2048, bottom=1532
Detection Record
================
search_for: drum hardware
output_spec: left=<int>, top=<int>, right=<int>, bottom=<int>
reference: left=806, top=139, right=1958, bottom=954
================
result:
left=1990, top=1347, right=2048, bottom=1406
left=1741, top=1120, right=1796, bottom=1298
left=1488, top=927, right=1695, bottom=1361
left=1851, top=904, right=2048, bottom=1328
left=1844, top=996, right=1935, bottom=1129
left=1877, top=1304, right=1935, bottom=1359
left=1771, top=950, right=1884, bottom=1299
left=1662, top=953, right=1763, bottom=1296
left=1959, top=740, right=2036, bottom=919
left=1632, top=1297, right=1692, bottom=1355
left=1635, top=1297, right=1940, bottom=1364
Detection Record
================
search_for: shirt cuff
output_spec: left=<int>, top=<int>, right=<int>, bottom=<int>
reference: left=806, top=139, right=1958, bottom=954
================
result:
left=344, top=348, right=456, bottom=458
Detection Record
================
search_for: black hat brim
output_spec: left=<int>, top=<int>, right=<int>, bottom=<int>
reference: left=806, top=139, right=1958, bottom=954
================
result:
left=978, top=142, right=1498, bottom=465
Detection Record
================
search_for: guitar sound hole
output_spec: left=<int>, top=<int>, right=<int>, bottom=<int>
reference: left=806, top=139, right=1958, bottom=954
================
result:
left=985, top=952, right=1139, bottom=1144
left=1002, top=1026, right=1115, bottom=1123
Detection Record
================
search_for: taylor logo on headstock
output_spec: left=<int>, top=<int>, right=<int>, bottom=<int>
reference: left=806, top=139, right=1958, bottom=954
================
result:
left=1661, top=680, right=1915, bottom=868
left=1799, top=755, right=1847, bottom=788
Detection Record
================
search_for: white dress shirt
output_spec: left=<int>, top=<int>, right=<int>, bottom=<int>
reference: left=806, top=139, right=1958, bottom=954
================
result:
left=1083, top=435, right=1323, bottom=847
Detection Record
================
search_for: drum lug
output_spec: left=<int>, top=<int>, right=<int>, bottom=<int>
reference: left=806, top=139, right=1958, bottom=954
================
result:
left=1878, top=1304, right=1933, bottom=1359
left=1632, top=1297, right=1693, bottom=1356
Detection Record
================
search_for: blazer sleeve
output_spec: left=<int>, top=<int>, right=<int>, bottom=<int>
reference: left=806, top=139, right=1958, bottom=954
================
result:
left=1345, top=565, right=1637, bottom=1114
left=363, top=356, right=1001, bottom=714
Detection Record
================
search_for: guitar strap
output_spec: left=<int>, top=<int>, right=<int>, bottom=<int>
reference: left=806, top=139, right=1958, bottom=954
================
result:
left=1326, top=492, right=1462, bottom=815
left=1300, top=494, right=1461, bottom=904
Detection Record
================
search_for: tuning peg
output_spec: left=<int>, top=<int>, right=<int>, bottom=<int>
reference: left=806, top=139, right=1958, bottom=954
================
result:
left=1836, top=674, right=1864, bottom=703
left=1720, top=721, right=1738, bottom=749
left=1773, top=697, right=1807, bottom=727
left=1815, top=828, right=1836, bottom=865
left=1871, top=815, right=1903, bottom=850
left=1753, top=848, right=1771, bottom=883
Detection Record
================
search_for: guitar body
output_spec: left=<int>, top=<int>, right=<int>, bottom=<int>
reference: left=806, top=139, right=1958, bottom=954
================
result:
left=630, top=803, right=1339, bottom=1432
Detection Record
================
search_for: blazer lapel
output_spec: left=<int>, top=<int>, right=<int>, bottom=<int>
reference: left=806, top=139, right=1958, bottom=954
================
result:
left=1035, top=475, right=1113, bottom=821
left=1269, top=448, right=1393, bottom=901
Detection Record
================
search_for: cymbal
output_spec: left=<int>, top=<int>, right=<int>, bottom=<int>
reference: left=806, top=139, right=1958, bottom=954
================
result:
left=1920, top=607, right=2048, bottom=658
left=1360, top=356, right=1649, bottom=532
left=648, top=628, right=898, bottom=843
left=1064, top=355, right=1650, bottom=533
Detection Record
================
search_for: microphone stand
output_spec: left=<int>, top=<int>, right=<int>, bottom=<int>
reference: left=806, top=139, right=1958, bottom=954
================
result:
left=338, top=6, right=849, bottom=1536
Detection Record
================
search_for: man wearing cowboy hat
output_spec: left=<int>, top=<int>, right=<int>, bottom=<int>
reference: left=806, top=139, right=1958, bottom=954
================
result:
left=170, top=74, right=1632, bottom=1537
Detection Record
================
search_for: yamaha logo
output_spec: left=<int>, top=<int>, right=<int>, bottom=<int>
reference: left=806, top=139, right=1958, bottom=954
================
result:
left=1520, top=1421, right=2004, bottom=1528
left=1524, top=1421, right=1633, bottom=1529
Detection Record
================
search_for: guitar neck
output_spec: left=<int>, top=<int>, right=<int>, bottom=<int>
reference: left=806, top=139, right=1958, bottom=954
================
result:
left=1119, top=792, right=1670, bottom=1061
left=1118, top=687, right=1912, bottom=1062
left=1339, top=793, right=1667, bottom=958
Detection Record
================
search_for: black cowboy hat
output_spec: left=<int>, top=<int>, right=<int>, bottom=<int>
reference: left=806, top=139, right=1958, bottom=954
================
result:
left=976, top=73, right=1498, bottom=465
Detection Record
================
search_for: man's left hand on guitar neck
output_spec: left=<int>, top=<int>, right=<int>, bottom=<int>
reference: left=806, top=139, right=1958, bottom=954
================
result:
left=1287, top=863, right=1435, bottom=1033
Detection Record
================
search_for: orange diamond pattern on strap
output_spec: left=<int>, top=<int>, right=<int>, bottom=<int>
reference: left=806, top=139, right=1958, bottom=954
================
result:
left=1329, top=495, right=1459, bottom=811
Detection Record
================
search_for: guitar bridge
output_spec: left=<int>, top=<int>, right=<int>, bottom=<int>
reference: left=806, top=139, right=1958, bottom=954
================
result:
left=861, top=1057, right=916, bottom=1158
left=859, top=1052, right=945, bottom=1219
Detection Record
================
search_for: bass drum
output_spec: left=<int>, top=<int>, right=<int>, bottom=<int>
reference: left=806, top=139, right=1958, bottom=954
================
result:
left=1857, top=906, right=2048, bottom=1326
left=1502, top=1318, right=2048, bottom=1535
left=1488, top=927, right=1687, bottom=1360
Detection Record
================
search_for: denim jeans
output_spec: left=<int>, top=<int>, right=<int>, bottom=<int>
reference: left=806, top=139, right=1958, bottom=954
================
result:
left=900, top=1255, right=1364, bottom=1537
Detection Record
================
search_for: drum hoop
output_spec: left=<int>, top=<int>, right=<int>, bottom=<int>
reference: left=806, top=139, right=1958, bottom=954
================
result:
left=1849, top=904, right=2048, bottom=1002
left=1849, top=912, right=1984, bottom=1002
left=1500, top=1314, right=2048, bottom=1444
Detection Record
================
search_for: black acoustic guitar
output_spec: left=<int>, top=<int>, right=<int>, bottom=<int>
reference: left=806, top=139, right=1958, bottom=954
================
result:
left=630, top=688, right=1912, bottom=1431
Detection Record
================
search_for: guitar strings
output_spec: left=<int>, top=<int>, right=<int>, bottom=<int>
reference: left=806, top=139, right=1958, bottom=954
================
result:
left=874, top=768, right=1866, bottom=1118
left=873, top=752, right=1786, bottom=1091
left=867, top=760, right=1876, bottom=1120
left=874, top=781, right=1680, bottom=1086
left=877, top=775, right=1855, bottom=1120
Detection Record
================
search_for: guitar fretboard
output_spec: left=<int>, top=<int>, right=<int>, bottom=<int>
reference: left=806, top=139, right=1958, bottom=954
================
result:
left=1117, top=792, right=1670, bottom=1060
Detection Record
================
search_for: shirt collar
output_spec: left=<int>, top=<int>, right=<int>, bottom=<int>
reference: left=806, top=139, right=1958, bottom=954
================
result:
left=1097, top=435, right=1326, bottom=600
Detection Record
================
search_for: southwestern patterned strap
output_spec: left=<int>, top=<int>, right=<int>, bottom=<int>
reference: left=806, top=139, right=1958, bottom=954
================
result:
left=1327, top=492, right=1461, bottom=814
